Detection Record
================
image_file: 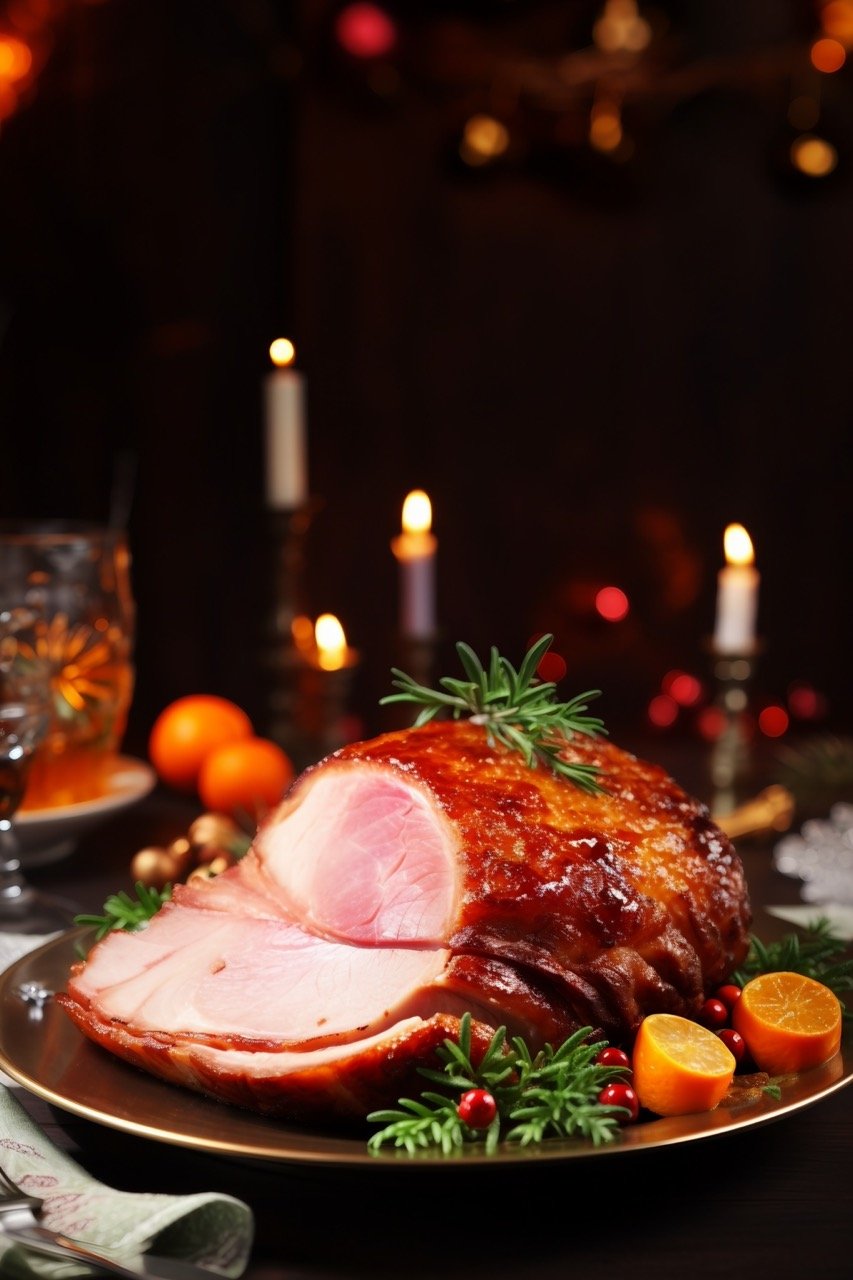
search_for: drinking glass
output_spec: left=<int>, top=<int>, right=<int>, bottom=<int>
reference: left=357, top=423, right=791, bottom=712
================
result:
left=0, top=603, right=77, bottom=934
left=0, top=523, right=136, bottom=812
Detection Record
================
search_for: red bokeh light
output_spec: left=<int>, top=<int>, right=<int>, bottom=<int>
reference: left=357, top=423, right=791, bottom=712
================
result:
left=536, top=651, right=567, bottom=683
left=811, top=36, right=846, bottom=72
left=667, top=672, right=703, bottom=706
left=758, top=705, right=789, bottom=738
left=648, top=694, right=678, bottom=728
left=696, top=706, right=726, bottom=741
left=787, top=682, right=826, bottom=720
left=595, top=585, right=629, bottom=622
left=334, top=4, right=398, bottom=59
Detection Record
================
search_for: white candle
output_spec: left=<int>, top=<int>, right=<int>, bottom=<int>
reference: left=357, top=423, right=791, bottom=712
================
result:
left=264, top=338, right=307, bottom=509
left=713, top=523, right=760, bottom=654
left=391, top=490, right=437, bottom=640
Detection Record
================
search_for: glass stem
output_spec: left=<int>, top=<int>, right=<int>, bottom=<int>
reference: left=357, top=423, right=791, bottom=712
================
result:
left=0, top=816, right=30, bottom=902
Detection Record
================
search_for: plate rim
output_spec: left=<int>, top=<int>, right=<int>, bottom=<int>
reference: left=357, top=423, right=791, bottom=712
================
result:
left=16, top=756, right=157, bottom=827
left=1, top=929, right=851, bottom=1170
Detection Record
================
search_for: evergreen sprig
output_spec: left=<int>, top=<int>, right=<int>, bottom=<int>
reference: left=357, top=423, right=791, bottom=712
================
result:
left=732, top=918, right=853, bottom=1017
left=380, top=634, right=607, bottom=793
left=366, top=1015, right=629, bottom=1156
left=74, top=881, right=172, bottom=942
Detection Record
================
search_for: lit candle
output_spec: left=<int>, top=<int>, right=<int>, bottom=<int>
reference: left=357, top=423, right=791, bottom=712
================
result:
left=391, top=490, right=437, bottom=640
left=713, top=523, right=760, bottom=654
left=264, top=338, right=307, bottom=509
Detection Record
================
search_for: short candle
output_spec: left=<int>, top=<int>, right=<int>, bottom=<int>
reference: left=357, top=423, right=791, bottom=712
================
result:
left=391, top=490, right=437, bottom=641
left=713, top=523, right=760, bottom=655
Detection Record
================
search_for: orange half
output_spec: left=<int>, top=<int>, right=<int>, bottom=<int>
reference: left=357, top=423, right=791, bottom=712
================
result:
left=632, top=1013, right=736, bottom=1117
left=732, top=971, right=842, bottom=1075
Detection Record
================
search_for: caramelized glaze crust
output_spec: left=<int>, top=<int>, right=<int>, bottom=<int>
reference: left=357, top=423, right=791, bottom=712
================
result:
left=332, top=721, right=752, bottom=1041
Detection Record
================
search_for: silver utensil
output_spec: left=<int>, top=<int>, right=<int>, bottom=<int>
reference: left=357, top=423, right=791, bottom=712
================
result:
left=0, top=1162, right=228, bottom=1280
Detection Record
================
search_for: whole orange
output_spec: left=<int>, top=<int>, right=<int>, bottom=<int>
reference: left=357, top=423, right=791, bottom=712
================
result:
left=148, top=694, right=253, bottom=792
left=198, top=736, right=294, bottom=823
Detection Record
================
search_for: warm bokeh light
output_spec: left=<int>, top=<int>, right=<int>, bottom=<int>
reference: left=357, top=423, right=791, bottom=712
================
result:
left=334, top=3, right=397, bottom=60
left=315, top=613, right=348, bottom=670
left=790, top=134, right=838, bottom=177
left=648, top=694, right=678, bottom=728
left=723, top=523, right=754, bottom=568
left=0, top=34, right=32, bottom=79
left=589, top=100, right=623, bottom=153
left=811, top=37, right=846, bottom=72
left=402, top=489, right=432, bottom=536
left=460, top=114, right=510, bottom=166
left=593, top=0, right=652, bottom=53
left=821, top=1, right=853, bottom=43
left=269, top=337, right=295, bottom=368
left=758, top=705, right=789, bottom=738
left=291, top=613, right=315, bottom=654
left=663, top=670, right=703, bottom=707
left=595, top=585, right=630, bottom=622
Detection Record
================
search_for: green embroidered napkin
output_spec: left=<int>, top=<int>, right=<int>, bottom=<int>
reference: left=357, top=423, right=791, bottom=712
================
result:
left=0, top=1085, right=254, bottom=1278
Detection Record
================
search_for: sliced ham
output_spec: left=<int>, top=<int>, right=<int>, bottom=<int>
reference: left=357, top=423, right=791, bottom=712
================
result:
left=58, top=721, right=752, bottom=1124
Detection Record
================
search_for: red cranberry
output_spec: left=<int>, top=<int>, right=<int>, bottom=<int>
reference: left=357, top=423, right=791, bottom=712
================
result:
left=698, top=997, right=729, bottom=1029
left=594, top=1046, right=631, bottom=1071
left=457, top=1089, right=497, bottom=1129
left=717, top=1028, right=747, bottom=1065
left=714, top=983, right=743, bottom=1011
left=598, top=1082, right=639, bottom=1123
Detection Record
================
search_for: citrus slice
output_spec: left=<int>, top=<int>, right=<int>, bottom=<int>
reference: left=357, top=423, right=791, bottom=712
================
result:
left=732, top=971, right=843, bottom=1075
left=632, top=1013, right=736, bottom=1117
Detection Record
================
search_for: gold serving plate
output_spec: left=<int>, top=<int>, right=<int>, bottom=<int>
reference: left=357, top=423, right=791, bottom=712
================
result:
left=0, top=929, right=850, bottom=1169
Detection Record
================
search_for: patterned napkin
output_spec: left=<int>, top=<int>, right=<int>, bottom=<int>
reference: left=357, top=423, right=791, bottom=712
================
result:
left=0, top=1085, right=254, bottom=1279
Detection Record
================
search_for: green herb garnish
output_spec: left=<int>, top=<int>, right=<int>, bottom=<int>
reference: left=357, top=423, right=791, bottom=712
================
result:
left=74, top=881, right=172, bottom=942
left=732, top=918, right=853, bottom=1016
left=380, top=634, right=607, bottom=793
left=367, top=1014, right=628, bottom=1156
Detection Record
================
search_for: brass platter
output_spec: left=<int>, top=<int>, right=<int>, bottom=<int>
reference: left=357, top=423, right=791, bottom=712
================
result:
left=1, top=929, right=850, bottom=1169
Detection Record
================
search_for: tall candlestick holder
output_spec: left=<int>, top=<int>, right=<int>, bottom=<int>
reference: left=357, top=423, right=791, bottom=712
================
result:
left=262, top=499, right=320, bottom=768
left=707, top=643, right=762, bottom=816
left=290, top=646, right=361, bottom=765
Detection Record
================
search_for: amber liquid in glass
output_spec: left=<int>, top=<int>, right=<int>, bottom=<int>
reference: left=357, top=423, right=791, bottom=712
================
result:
left=19, top=630, right=135, bottom=811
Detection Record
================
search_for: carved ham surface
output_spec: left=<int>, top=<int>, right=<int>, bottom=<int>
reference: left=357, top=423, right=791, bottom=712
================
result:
left=58, top=721, right=752, bottom=1124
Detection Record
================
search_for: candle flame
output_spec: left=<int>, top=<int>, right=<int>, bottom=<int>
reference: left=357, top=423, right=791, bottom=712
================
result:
left=723, top=523, right=755, bottom=568
left=315, top=613, right=347, bottom=670
left=269, top=337, right=296, bottom=368
left=402, top=489, right=432, bottom=536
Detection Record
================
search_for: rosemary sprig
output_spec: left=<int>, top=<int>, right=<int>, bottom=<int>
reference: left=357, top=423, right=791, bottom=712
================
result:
left=366, top=1014, right=629, bottom=1156
left=74, top=881, right=172, bottom=942
left=380, top=634, right=607, bottom=792
left=732, top=918, right=853, bottom=1017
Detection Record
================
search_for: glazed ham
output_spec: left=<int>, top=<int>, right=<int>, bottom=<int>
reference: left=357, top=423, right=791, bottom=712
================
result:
left=58, top=721, right=752, bottom=1123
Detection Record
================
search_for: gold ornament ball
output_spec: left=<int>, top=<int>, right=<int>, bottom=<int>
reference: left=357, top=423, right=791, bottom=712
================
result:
left=131, top=846, right=178, bottom=890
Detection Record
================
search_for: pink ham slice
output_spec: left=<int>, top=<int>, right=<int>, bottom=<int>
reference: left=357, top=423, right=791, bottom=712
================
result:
left=58, top=721, right=752, bottom=1124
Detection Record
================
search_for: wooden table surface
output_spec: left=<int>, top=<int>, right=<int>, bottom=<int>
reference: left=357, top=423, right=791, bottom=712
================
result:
left=10, top=741, right=853, bottom=1280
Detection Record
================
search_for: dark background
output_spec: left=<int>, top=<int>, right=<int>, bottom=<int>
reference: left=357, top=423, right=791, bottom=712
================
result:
left=1, top=0, right=852, bottom=764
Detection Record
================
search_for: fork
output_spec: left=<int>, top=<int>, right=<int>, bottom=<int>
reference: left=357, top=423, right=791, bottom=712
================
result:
left=0, top=1163, right=227, bottom=1280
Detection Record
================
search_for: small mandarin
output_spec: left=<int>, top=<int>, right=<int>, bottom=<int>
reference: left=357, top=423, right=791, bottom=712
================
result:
left=632, top=1013, right=736, bottom=1117
left=149, top=695, right=253, bottom=792
left=198, top=735, right=294, bottom=823
left=732, top=971, right=842, bottom=1075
